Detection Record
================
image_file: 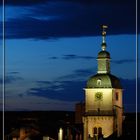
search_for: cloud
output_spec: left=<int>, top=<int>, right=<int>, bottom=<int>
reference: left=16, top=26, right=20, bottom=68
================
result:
left=0, top=73, right=23, bottom=84
left=2, top=0, right=135, bottom=6
left=62, top=55, right=96, bottom=60
left=18, top=93, right=24, bottom=98
left=27, top=68, right=94, bottom=101
left=49, top=55, right=136, bottom=65
left=27, top=74, right=137, bottom=112
left=49, top=56, right=58, bottom=60
left=112, top=59, right=136, bottom=64
left=27, top=80, right=85, bottom=101
left=49, top=54, right=96, bottom=60
left=4, top=0, right=47, bottom=6
left=2, top=0, right=136, bottom=40
left=36, top=81, right=52, bottom=85
left=5, top=75, right=23, bottom=83
left=8, top=71, right=20, bottom=74
left=74, top=69, right=95, bottom=76
left=3, top=67, right=137, bottom=111
left=58, top=68, right=95, bottom=80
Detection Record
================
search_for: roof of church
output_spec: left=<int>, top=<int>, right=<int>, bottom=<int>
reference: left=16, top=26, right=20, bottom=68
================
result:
left=98, top=50, right=110, bottom=59
left=86, top=73, right=122, bottom=89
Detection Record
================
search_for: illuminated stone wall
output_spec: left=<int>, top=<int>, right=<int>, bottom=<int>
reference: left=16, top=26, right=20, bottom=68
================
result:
left=85, top=88, right=113, bottom=112
left=83, top=88, right=123, bottom=139
left=113, top=89, right=123, bottom=136
left=83, top=116, right=114, bottom=139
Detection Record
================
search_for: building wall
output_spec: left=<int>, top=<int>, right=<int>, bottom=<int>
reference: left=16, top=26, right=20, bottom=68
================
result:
left=83, top=116, right=114, bottom=139
left=85, top=88, right=113, bottom=112
left=83, top=88, right=123, bottom=139
left=112, top=89, right=123, bottom=136
left=113, top=89, right=123, bottom=108
left=98, top=59, right=110, bottom=73
left=75, top=103, right=85, bottom=124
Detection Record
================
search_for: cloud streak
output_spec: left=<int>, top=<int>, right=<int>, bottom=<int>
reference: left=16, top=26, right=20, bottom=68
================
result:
left=28, top=80, right=85, bottom=101
left=5, top=75, right=23, bottom=84
left=112, top=59, right=136, bottom=64
left=2, top=67, right=137, bottom=111
left=49, top=54, right=96, bottom=60
left=27, top=69, right=93, bottom=101
left=3, top=0, right=135, bottom=6
left=27, top=68, right=94, bottom=101
left=2, top=0, right=136, bottom=40
left=62, top=55, right=96, bottom=60
left=26, top=76, right=137, bottom=112
left=58, top=68, right=95, bottom=80
left=0, top=75, right=23, bottom=84
left=49, top=55, right=136, bottom=65
left=4, top=0, right=47, bottom=6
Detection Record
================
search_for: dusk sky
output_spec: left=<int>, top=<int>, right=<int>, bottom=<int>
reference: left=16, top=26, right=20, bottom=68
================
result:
left=0, top=0, right=139, bottom=112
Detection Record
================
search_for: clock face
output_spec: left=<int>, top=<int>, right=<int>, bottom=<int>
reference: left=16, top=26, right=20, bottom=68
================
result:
left=95, top=92, right=103, bottom=101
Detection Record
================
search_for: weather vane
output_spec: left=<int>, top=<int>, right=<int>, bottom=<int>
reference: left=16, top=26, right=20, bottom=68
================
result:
left=102, top=25, right=108, bottom=36
left=102, top=25, right=108, bottom=42
left=101, top=25, right=108, bottom=51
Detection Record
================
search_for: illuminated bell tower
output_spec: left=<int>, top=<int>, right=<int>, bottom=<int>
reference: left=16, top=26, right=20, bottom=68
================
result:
left=83, top=26, right=123, bottom=139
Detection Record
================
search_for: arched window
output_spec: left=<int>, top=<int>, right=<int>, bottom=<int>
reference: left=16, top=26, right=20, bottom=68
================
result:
left=93, top=127, right=97, bottom=134
left=98, top=127, right=102, bottom=135
left=115, top=92, right=119, bottom=100
left=97, top=78, right=101, bottom=85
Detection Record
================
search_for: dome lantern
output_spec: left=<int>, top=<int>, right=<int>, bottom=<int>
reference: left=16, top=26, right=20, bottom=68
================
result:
left=97, top=25, right=110, bottom=74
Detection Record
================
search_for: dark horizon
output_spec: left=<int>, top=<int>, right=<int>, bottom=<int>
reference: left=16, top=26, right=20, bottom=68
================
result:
left=1, top=110, right=138, bottom=140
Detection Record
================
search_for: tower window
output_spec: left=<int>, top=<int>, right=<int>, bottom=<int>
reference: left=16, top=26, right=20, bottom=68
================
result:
left=93, top=127, right=97, bottom=134
left=97, top=108, right=100, bottom=113
left=97, top=78, right=101, bottom=85
left=98, top=127, right=102, bottom=135
left=115, top=92, right=119, bottom=100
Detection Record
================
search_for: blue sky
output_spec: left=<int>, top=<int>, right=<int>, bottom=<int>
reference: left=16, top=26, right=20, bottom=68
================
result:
left=0, top=0, right=139, bottom=112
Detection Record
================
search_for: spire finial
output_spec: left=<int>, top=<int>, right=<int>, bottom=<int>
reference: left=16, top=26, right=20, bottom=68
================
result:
left=101, top=25, right=108, bottom=51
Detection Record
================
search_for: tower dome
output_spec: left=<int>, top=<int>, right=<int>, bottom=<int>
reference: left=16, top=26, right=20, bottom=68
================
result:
left=98, top=50, right=110, bottom=59
left=86, top=74, right=122, bottom=89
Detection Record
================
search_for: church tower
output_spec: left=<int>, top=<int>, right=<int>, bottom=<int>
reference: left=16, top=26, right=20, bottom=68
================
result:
left=83, top=26, right=123, bottom=139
